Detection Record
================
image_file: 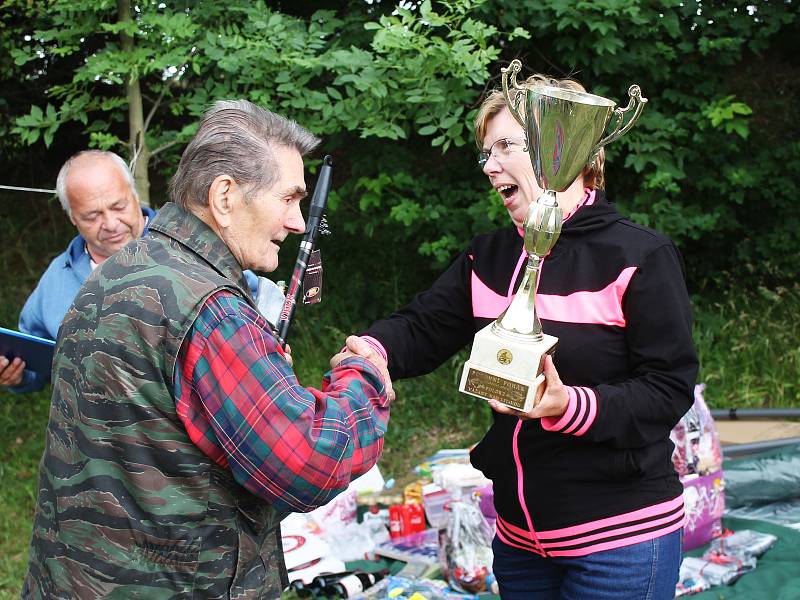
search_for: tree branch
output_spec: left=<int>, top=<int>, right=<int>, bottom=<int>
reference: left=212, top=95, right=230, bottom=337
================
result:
left=143, top=87, right=166, bottom=133
left=143, top=51, right=194, bottom=135
left=151, top=139, right=180, bottom=157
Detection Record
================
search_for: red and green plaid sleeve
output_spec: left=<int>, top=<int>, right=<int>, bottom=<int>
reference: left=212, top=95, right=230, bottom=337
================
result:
left=174, top=290, right=391, bottom=513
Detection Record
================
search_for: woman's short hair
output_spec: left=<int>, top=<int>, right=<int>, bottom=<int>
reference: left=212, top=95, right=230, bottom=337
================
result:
left=474, top=73, right=606, bottom=190
left=169, top=100, right=320, bottom=209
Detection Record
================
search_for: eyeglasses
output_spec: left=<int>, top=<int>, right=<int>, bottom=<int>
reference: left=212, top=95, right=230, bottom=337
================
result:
left=477, top=137, right=527, bottom=168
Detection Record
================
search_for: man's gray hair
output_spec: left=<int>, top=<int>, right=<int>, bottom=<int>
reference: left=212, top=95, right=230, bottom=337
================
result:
left=169, top=100, right=320, bottom=209
left=55, top=150, right=137, bottom=216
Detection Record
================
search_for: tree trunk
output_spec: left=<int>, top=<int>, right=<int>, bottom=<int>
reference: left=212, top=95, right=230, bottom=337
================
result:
left=117, top=0, right=150, bottom=206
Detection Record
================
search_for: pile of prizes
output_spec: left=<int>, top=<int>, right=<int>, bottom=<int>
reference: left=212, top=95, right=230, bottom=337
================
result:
left=671, top=384, right=779, bottom=596
left=281, top=449, right=499, bottom=599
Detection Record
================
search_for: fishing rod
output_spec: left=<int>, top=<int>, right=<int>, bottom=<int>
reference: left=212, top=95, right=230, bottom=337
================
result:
left=275, top=155, right=333, bottom=348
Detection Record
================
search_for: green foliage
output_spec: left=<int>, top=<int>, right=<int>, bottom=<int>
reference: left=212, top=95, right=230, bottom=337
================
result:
left=476, top=0, right=799, bottom=287
left=4, top=0, right=798, bottom=282
left=694, top=284, right=800, bottom=408
left=5, top=0, right=521, bottom=268
left=702, top=95, right=753, bottom=139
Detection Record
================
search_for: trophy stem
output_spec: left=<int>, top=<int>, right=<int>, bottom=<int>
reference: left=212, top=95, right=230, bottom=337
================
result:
left=492, top=255, right=543, bottom=343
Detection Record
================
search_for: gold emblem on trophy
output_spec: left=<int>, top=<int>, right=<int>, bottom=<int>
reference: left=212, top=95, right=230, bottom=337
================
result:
left=497, top=350, right=513, bottom=365
left=459, top=60, right=647, bottom=412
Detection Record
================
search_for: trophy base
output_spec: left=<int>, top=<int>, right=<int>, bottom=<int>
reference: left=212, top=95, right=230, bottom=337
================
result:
left=459, top=323, right=557, bottom=413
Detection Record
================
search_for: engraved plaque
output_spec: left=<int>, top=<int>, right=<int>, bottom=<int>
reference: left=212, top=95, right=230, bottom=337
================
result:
left=463, top=368, right=529, bottom=410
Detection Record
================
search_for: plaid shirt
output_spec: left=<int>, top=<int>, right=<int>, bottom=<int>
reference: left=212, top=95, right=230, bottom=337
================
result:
left=174, top=290, right=390, bottom=513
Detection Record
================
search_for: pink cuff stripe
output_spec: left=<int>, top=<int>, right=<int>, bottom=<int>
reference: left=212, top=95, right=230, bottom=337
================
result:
left=541, top=386, right=580, bottom=432
left=562, top=387, right=589, bottom=435
left=358, top=336, right=388, bottom=363
left=573, top=387, right=597, bottom=436
left=541, top=387, right=597, bottom=436
left=498, top=509, right=684, bottom=557
left=498, top=514, right=537, bottom=540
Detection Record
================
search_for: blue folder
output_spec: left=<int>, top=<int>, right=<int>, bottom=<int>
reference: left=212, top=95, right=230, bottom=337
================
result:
left=0, top=326, right=56, bottom=377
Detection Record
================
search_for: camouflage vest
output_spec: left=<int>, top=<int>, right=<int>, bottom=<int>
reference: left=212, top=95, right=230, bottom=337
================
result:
left=23, top=202, right=288, bottom=600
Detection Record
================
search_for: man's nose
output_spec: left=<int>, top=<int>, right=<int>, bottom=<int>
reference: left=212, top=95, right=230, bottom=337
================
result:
left=286, top=204, right=305, bottom=234
left=100, top=211, right=120, bottom=230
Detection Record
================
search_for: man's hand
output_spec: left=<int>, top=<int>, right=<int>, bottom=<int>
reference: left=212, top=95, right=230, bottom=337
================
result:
left=330, top=336, right=395, bottom=402
left=282, top=343, right=293, bottom=368
left=0, top=356, right=25, bottom=387
left=487, top=355, right=567, bottom=420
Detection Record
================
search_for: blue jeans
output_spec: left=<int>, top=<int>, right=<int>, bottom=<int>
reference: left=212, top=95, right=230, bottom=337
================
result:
left=492, top=530, right=682, bottom=600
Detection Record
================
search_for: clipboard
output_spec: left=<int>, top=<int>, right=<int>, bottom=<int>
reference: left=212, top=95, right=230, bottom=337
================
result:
left=0, top=326, right=56, bottom=377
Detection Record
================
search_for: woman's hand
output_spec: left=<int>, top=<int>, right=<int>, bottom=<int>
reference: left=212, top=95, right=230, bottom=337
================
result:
left=487, top=355, right=568, bottom=420
left=330, top=336, right=395, bottom=402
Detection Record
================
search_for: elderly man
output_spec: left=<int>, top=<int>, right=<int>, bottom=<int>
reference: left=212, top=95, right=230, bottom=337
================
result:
left=0, top=151, right=154, bottom=391
left=23, top=100, right=393, bottom=599
left=2, top=151, right=271, bottom=393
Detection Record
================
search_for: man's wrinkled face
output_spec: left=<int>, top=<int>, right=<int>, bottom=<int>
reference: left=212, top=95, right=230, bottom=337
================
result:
left=224, top=145, right=307, bottom=273
left=66, top=157, right=144, bottom=263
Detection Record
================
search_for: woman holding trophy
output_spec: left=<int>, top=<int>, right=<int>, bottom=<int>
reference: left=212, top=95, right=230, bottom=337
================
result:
left=347, top=66, right=698, bottom=599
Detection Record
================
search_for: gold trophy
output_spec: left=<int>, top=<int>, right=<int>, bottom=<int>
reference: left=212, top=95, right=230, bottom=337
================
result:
left=459, top=60, right=647, bottom=412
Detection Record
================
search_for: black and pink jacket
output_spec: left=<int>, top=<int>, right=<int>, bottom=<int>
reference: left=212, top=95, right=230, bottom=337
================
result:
left=363, top=190, right=698, bottom=557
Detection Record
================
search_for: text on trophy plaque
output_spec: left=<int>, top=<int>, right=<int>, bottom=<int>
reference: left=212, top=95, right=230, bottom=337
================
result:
left=464, top=369, right=529, bottom=410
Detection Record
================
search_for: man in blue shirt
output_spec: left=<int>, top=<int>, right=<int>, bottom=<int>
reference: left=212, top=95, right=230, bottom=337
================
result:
left=0, top=150, right=153, bottom=392
left=2, top=150, right=281, bottom=393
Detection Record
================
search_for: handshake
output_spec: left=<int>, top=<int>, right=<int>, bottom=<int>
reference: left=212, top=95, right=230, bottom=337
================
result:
left=330, top=335, right=395, bottom=403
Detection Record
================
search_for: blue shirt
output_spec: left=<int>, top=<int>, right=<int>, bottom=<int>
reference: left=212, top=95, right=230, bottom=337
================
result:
left=11, top=207, right=261, bottom=393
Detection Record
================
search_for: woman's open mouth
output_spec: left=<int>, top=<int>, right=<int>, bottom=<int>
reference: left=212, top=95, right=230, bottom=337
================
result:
left=497, top=184, right=518, bottom=206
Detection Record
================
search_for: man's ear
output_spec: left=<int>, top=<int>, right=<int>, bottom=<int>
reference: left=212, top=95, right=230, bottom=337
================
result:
left=207, top=175, right=237, bottom=229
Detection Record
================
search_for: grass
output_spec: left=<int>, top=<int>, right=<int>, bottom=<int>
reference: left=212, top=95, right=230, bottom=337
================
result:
left=0, top=389, right=49, bottom=594
left=693, top=285, right=800, bottom=409
left=1, top=193, right=798, bottom=597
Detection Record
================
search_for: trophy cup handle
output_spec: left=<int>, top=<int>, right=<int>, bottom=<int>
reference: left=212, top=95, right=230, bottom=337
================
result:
left=593, top=85, right=648, bottom=152
left=501, top=60, right=527, bottom=128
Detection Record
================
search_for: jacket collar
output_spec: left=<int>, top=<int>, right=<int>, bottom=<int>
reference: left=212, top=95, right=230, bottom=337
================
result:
left=148, top=202, right=252, bottom=296
left=514, top=188, right=599, bottom=238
